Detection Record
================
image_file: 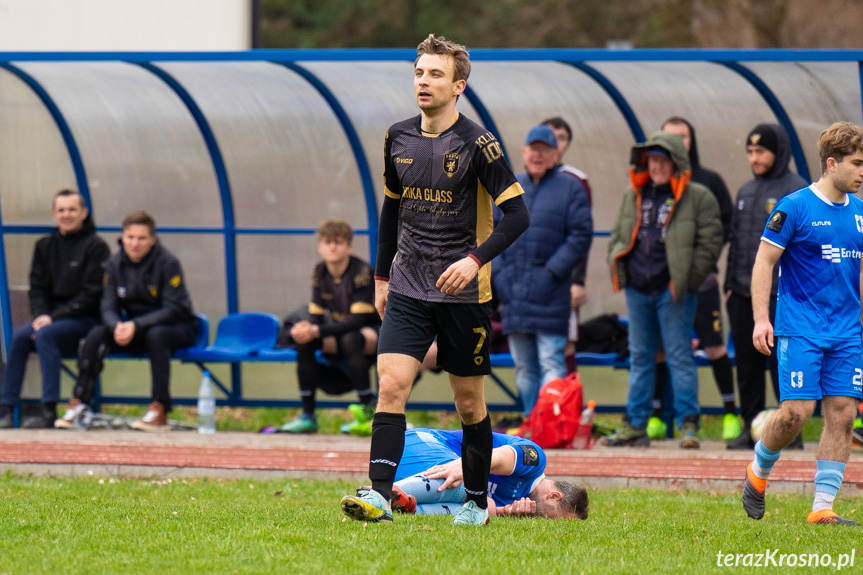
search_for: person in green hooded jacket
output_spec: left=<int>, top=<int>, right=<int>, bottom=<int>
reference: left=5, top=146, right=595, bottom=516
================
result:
left=604, top=131, right=723, bottom=449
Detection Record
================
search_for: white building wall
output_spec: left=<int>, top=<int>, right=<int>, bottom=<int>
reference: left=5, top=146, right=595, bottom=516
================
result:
left=0, top=0, right=252, bottom=51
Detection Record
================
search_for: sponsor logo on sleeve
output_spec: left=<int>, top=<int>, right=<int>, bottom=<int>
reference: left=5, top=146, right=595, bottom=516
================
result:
left=766, top=210, right=787, bottom=232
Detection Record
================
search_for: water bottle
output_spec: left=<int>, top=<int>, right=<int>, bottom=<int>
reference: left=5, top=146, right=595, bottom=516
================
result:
left=197, top=370, right=216, bottom=434
left=571, top=399, right=596, bottom=450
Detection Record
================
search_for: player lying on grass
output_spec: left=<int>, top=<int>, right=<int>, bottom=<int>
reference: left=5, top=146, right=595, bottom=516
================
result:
left=383, top=427, right=588, bottom=519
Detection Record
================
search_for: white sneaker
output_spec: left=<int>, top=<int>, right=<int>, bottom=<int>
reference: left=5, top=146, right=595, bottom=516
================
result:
left=55, top=399, right=86, bottom=429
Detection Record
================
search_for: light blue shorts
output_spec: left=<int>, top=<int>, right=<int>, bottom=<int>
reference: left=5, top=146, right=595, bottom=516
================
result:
left=776, top=336, right=863, bottom=401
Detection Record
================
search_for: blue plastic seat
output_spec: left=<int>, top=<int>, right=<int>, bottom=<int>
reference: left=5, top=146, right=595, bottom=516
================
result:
left=177, top=313, right=279, bottom=362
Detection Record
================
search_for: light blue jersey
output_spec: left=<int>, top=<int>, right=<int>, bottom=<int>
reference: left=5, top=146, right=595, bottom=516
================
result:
left=394, top=428, right=546, bottom=506
left=761, top=184, right=863, bottom=340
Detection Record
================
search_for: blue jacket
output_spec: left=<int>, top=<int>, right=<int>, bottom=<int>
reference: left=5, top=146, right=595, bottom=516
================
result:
left=492, top=168, right=593, bottom=335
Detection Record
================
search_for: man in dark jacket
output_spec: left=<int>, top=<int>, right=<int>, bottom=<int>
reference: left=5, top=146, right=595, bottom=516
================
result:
left=55, top=211, right=197, bottom=432
left=725, top=123, right=807, bottom=450
left=492, top=125, right=592, bottom=420
left=0, top=190, right=110, bottom=429
left=646, top=117, right=739, bottom=442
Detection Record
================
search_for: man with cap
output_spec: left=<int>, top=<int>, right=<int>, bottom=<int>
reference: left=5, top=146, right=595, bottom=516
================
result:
left=605, top=131, right=723, bottom=448
left=492, top=125, right=592, bottom=422
left=725, top=123, right=807, bottom=450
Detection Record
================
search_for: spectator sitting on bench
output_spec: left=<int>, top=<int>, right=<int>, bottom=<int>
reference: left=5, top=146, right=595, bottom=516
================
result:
left=0, top=189, right=110, bottom=429
left=56, top=211, right=198, bottom=432
left=281, top=220, right=380, bottom=436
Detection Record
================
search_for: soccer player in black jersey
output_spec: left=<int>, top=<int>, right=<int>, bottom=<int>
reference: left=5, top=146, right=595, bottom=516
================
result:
left=340, top=34, right=530, bottom=526
left=281, top=220, right=380, bottom=435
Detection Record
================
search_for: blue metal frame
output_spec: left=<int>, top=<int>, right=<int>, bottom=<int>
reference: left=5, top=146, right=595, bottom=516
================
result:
left=720, top=62, right=810, bottom=182
left=565, top=61, right=645, bottom=142
left=1, top=48, right=862, bottom=413
left=462, top=84, right=509, bottom=161
left=280, top=62, right=380, bottom=266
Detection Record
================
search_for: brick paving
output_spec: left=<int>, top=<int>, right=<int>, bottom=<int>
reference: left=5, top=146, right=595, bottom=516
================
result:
left=1, top=429, right=862, bottom=494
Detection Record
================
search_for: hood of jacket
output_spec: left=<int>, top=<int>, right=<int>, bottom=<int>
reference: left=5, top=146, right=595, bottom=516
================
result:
left=629, top=131, right=692, bottom=200
left=750, top=123, right=795, bottom=180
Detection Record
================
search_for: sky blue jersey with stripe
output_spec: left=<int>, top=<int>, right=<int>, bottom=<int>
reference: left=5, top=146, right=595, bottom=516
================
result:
left=394, top=428, right=547, bottom=506
left=761, top=184, right=863, bottom=340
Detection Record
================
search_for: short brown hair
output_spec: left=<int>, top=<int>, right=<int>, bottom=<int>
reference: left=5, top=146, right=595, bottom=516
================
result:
left=317, top=219, right=353, bottom=244
left=556, top=480, right=589, bottom=520
left=542, top=117, right=572, bottom=142
left=52, top=188, right=85, bottom=210
left=415, top=34, right=470, bottom=83
left=818, top=122, right=863, bottom=173
left=121, top=210, right=156, bottom=235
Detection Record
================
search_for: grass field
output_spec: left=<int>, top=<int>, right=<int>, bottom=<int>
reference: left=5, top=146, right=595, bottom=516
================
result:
left=2, top=473, right=861, bottom=574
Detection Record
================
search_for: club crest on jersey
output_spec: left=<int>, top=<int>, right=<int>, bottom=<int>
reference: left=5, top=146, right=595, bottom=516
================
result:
left=766, top=210, right=786, bottom=232
left=856, top=214, right=863, bottom=233
left=444, top=153, right=459, bottom=178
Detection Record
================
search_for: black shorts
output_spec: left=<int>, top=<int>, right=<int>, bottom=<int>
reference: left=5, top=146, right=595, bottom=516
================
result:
left=694, top=284, right=724, bottom=348
left=378, top=291, right=492, bottom=377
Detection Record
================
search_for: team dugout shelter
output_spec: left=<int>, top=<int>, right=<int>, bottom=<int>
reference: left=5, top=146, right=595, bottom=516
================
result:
left=0, top=49, right=861, bottom=410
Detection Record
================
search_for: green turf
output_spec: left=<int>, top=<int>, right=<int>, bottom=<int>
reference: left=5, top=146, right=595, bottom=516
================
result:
left=1, top=474, right=860, bottom=574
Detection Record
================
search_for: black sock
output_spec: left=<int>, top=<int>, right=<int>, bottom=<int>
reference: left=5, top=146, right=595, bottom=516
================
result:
left=369, top=411, right=406, bottom=501
left=296, top=342, right=321, bottom=417
left=461, top=414, right=492, bottom=509
left=652, top=362, right=668, bottom=418
left=710, top=354, right=736, bottom=414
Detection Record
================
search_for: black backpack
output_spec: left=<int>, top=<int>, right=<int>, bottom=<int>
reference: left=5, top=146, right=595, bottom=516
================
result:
left=575, top=314, right=629, bottom=357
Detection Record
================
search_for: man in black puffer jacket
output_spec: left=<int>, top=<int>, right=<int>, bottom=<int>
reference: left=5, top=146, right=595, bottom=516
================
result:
left=725, top=123, right=808, bottom=450
left=0, top=190, right=110, bottom=429
left=56, top=211, right=197, bottom=432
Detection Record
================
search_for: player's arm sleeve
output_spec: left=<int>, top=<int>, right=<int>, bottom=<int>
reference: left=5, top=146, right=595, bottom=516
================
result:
left=375, top=194, right=400, bottom=279
left=760, top=198, right=795, bottom=250
left=307, top=267, right=326, bottom=327
left=489, top=445, right=518, bottom=476
left=375, top=132, right=401, bottom=280
left=469, top=194, right=529, bottom=266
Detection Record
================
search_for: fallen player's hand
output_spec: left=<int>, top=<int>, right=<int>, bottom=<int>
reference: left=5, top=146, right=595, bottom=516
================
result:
left=423, top=459, right=464, bottom=491
left=500, top=497, right=536, bottom=517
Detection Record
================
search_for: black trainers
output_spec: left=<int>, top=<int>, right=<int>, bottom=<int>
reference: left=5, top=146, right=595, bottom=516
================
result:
left=600, top=421, right=649, bottom=447
left=0, top=406, right=12, bottom=429
left=22, top=407, right=56, bottom=429
left=726, top=430, right=755, bottom=451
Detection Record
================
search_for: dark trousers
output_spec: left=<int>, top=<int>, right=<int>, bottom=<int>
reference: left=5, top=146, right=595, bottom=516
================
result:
left=296, top=331, right=374, bottom=414
left=75, top=322, right=197, bottom=412
left=726, top=293, right=779, bottom=429
left=1, top=317, right=99, bottom=406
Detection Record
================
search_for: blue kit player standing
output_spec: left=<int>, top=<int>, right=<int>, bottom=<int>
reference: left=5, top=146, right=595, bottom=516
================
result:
left=388, top=428, right=588, bottom=520
left=744, top=122, right=863, bottom=525
left=340, top=34, right=530, bottom=526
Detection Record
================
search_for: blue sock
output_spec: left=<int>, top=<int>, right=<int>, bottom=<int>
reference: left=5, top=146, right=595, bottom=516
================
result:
left=814, top=460, right=846, bottom=496
left=813, top=460, right=846, bottom=512
left=751, top=440, right=781, bottom=479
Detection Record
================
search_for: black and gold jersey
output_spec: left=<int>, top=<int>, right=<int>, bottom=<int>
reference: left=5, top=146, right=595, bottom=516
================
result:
left=379, top=114, right=524, bottom=304
left=309, top=255, right=379, bottom=337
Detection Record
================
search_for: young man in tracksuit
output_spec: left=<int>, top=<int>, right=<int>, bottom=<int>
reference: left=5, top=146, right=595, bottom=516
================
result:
left=56, top=211, right=197, bottom=432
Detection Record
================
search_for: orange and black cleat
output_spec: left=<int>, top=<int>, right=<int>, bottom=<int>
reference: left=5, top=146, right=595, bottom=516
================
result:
left=806, top=509, right=859, bottom=526
left=742, top=462, right=767, bottom=520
